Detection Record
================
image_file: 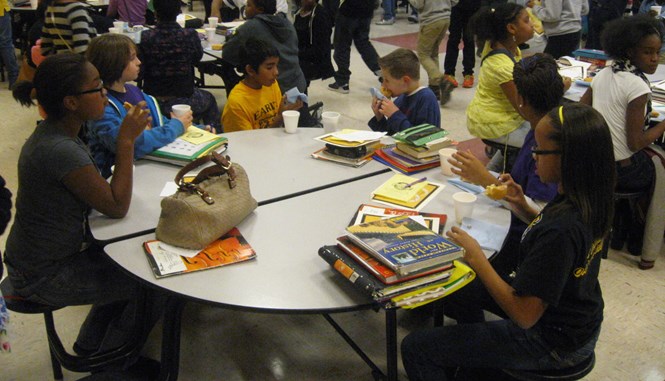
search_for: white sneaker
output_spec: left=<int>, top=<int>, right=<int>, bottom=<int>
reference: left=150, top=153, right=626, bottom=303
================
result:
left=375, top=18, right=395, bottom=25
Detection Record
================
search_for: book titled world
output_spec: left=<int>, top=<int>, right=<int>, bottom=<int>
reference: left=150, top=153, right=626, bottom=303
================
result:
left=345, top=215, right=463, bottom=276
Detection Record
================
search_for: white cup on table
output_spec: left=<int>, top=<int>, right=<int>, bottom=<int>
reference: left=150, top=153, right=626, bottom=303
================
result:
left=321, top=111, right=340, bottom=133
left=282, top=110, right=300, bottom=133
left=108, top=27, right=121, bottom=34
left=113, top=21, right=126, bottom=31
left=205, top=28, right=216, bottom=43
left=438, top=148, right=457, bottom=176
left=651, top=5, right=662, bottom=15
left=208, top=17, right=219, bottom=28
left=171, top=104, right=191, bottom=117
left=452, top=192, right=477, bottom=225
left=177, top=19, right=186, bottom=28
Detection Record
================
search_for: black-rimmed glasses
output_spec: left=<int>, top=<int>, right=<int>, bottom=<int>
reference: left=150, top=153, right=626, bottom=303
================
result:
left=73, top=81, right=105, bottom=96
left=531, top=145, right=562, bottom=158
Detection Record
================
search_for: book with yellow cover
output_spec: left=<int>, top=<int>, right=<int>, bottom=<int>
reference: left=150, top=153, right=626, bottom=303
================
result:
left=371, top=174, right=429, bottom=202
left=143, top=228, right=255, bottom=278
left=145, top=127, right=228, bottom=166
left=370, top=182, right=443, bottom=211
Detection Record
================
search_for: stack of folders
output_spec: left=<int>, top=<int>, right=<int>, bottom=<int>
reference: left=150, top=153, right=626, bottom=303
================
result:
left=373, top=124, right=452, bottom=173
left=319, top=207, right=475, bottom=309
left=311, top=130, right=385, bottom=167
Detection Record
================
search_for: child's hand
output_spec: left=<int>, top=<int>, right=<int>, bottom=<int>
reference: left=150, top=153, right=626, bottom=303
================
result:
left=378, top=98, right=398, bottom=118
left=118, top=101, right=151, bottom=143
left=450, top=150, right=494, bottom=186
left=171, top=110, right=193, bottom=132
left=371, top=97, right=383, bottom=120
left=280, top=94, right=303, bottom=113
left=446, top=226, right=487, bottom=270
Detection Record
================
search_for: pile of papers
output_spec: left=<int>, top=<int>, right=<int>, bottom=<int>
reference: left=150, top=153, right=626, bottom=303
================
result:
left=311, top=130, right=385, bottom=167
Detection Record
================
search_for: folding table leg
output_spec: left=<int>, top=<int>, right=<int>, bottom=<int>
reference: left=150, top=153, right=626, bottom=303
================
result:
left=385, top=308, right=398, bottom=381
left=158, top=297, right=186, bottom=381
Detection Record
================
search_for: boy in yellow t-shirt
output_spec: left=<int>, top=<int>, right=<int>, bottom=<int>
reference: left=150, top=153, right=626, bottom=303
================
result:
left=222, top=38, right=303, bottom=132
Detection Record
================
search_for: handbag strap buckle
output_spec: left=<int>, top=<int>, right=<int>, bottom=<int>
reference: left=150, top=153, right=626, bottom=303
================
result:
left=180, top=182, right=215, bottom=204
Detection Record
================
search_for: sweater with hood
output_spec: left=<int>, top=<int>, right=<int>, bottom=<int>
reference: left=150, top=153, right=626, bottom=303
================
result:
left=222, top=14, right=307, bottom=94
left=409, top=0, right=458, bottom=25
left=531, top=0, right=588, bottom=37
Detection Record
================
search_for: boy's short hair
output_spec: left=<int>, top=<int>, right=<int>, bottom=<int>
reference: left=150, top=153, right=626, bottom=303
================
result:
left=239, top=38, right=280, bottom=73
left=378, top=48, right=420, bottom=81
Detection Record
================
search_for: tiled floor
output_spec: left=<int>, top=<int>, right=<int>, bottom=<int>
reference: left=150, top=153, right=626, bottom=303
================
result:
left=1, top=6, right=665, bottom=381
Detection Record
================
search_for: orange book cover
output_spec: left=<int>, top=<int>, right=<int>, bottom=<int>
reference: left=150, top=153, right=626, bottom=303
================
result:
left=143, top=228, right=256, bottom=278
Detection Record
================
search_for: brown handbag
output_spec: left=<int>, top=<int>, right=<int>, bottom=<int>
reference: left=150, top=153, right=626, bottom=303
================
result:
left=155, top=152, right=257, bottom=249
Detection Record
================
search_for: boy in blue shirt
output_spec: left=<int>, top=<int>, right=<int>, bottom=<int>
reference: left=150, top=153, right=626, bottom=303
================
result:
left=368, top=48, right=441, bottom=135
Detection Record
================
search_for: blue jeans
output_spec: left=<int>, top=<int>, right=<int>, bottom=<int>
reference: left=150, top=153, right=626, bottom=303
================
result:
left=382, top=0, right=396, bottom=20
left=333, top=14, right=380, bottom=84
left=0, top=11, right=19, bottom=87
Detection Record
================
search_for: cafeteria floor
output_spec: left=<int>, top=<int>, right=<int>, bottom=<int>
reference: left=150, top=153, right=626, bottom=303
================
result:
left=0, top=4, right=664, bottom=381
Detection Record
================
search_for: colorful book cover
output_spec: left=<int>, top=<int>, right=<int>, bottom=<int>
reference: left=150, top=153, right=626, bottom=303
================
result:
left=373, top=148, right=439, bottom=174
left=143, top=228, right=256, bottom=278
left=318, top=245, right=453, bottom=301
left=146, top=133, right=228, bottom=165
left=336, top=236, right=452, bottom=285
left=349, top=204, right=447, bottom=234
left=345, top=215, right=463, bottom=276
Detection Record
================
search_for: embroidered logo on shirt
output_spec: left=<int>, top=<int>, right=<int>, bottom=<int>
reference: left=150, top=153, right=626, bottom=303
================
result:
left=573, top=239, right=603, bottom=278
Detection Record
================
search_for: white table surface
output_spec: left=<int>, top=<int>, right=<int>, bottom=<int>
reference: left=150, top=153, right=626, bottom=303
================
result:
left=89, top=128, right=390, bottom=241
left=564, top=63, right=665, bottom=102
left=104, top=170, right=510, bottom=312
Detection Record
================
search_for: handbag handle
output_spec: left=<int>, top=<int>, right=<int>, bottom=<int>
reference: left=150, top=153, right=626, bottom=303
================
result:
left=174, top=152, right=237, bottom=204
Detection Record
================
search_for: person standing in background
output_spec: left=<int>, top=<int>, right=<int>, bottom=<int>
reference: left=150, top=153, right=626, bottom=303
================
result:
left=377, top=0, right=397, bottom=25
left=586, top=0, right=627, bottom=49
left=328, top=0, right=382, bottom=94
left=0, top=0, right=19, bottom=88
left=443, top=0, right=481, bottom=89
left=410, top=0, right=457, bottom=105
left=527, top=0, right=588, bottom=58
left=107, top=0, right=148, bottom=26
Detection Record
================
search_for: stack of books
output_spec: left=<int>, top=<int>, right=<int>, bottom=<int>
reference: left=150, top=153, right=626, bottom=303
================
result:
left=373, top=124, right=452, bottom=173
left=319, top=207, right=475, bottom=309
left=145, top=126, right=228, bottom=166
left=652, top=80, right=665, bottom=104
left=311, top=130, right=385, bottom=167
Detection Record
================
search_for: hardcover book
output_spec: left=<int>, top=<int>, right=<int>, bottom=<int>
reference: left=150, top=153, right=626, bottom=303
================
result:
left=370, top=182, right=443, bottom=211
left=318, top=245, right=453, bottom=301
left=373, top=148, right=439, bottom=174
left=336, top=236, right=453, bottom=284
left=345, top=215, right=464, bottom=276
left=395, top=138, right=452, bottom=159
left=143, top=228, right=255, bottom=278
left=311, top=147, right=373, bottom=168
left=349, top=204, right=448, bottom=234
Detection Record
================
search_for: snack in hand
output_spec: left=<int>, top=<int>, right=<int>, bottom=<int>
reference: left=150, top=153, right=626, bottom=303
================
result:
left=651, top=110, right=660, bottom=117
left=211, top=43, right=223, bottom=50
left=123, top=102, right=132, bottom=111
left=485, top=184, right=508, bottom=200
left=380, top=87, right=392, bottom=98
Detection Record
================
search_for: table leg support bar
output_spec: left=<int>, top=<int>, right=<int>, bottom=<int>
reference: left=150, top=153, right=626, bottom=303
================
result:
left=385, top=308, right=398, bottom=381
left=158, top=297, right=187, bottom=381
left=321, top=313, right=387, bottom=380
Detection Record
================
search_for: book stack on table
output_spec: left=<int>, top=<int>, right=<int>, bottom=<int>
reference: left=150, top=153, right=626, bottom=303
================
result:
left=319, top=205, right=475, bottom=309
left=145, top=126, right=228, bottom=166
left=373, top=124, right=452, bottom=174
left=311, top=130, right=385, bottom=167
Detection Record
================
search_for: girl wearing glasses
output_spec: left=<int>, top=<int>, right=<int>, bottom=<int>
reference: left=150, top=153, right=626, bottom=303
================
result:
left=6, top=54, right=154, bottom=360
left=580, top=15, right=665, bottom=267
left=448, top=53, right=561, bottom=292
left=402, top=103, right=615, bottom=380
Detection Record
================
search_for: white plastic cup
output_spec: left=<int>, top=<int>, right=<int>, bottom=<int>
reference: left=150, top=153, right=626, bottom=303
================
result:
left=205, top=28, right=216, bottom=43
left=208, top=17, right=219, bottom=28
left=113, top=21, right=126, bottom=31
left=321, top=111, right=340, bottom=133
left=108, top=27, right=121, bottom=34
left=177, top=19, right=186, bottom=28
left=439, top=148, right=457, bottom=176
left=30, top=0, right=38, bottom=10
left=171, top=104, right=191, bottom=117
left=452, top=192, right=477, bottom=225
left=651, top=5, right=662, bottom=14
left=283, top=110, right=300, bottom=133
